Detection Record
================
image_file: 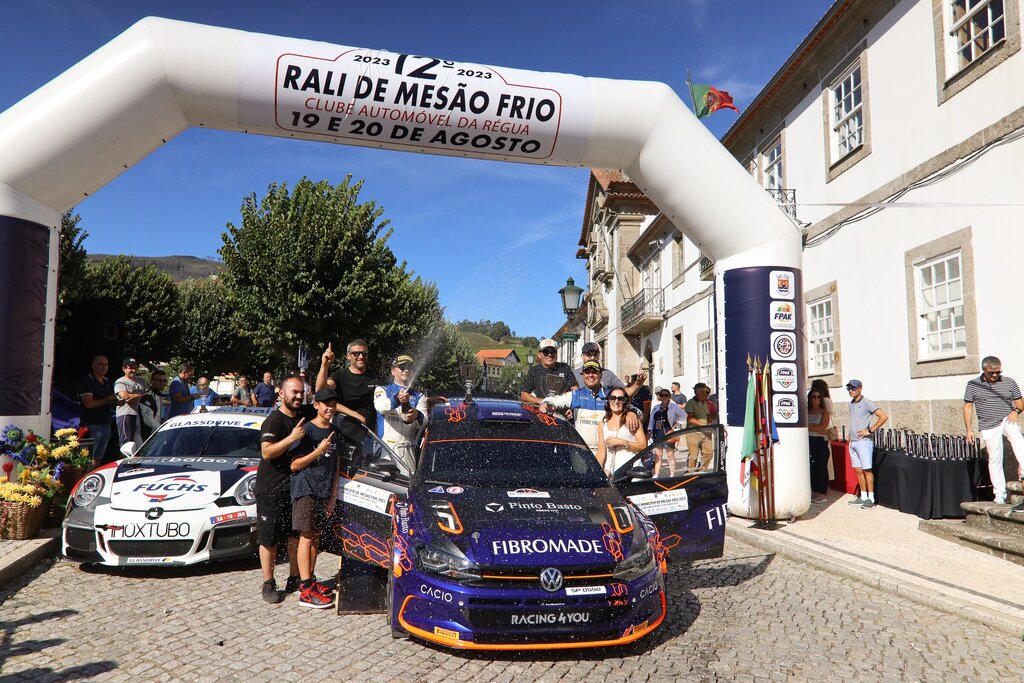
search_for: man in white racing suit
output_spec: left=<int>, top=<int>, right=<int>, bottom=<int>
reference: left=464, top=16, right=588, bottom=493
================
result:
left=540, top=361, right=640, bottom=453
left=373, top=354, right=428, bottom=460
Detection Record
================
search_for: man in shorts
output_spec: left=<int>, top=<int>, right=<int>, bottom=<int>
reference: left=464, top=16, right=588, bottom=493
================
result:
left=256, top=375, right=309, bottom=603
left=846, top=379, right=888, bottom=508
left=290, top=387, right=343, bottom=609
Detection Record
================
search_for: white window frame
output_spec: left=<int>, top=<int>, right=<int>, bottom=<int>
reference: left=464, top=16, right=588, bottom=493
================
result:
left=761, top=137, right=783, bottom=191
left=830, top=63, right=864, bottom=161
left=947, top=0, right=1006, bottom=74
left=698, top=334, right=713, bottom=387
left=914, top=250, right=967, bottom=360
left=807, top=296, right=835, bottom=377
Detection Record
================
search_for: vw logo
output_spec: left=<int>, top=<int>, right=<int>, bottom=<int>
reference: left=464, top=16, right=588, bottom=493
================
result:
left=145, top=507, right=164, bottom=520
left=539, top=567, right=563, bottom=593
left=485, top=503, right=504, bottom=513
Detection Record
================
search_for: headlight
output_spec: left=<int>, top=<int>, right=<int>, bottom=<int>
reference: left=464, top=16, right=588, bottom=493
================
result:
left=235, top=475, right=257, bottom=505
left=415, top=545, right=480, bottom=580
left=73, top=474, right=105, bottom=508
left=613, top=542, right=655, bottom=581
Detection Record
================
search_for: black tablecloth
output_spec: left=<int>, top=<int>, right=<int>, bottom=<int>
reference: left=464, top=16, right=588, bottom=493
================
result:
left=874, top=449, right=986, bottom=519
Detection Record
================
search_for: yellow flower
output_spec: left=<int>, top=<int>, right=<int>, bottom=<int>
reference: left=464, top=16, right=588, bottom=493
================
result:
left=67, top=438, right=80, bottom=448
left=55, top=428, right=77, bottom=438
left=36, top=445, right=49, bottom=457
left=51, top=445, right=71, bottom=459
left=82, top=448, right=90, bottom=458
left=28, top=495, right=42, bottom=507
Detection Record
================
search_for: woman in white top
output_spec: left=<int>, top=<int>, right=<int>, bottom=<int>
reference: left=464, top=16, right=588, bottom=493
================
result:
left=807, top=388, right=832, bottom=503
left=597, top=389, right=647, bottom=477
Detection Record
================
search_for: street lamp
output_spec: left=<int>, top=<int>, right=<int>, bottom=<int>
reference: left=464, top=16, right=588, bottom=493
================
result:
left=558, top=277, right=584, bottom=365
left=527, top=351, right=535, bottom=366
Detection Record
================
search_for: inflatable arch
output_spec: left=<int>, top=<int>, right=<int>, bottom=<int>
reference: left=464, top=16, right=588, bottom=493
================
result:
left=0, top=18, right=808, bottom=518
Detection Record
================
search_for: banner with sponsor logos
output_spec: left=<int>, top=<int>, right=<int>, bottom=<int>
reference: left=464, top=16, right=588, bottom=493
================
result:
left=723, top=267, right=804, bottom=428
left=238, top=38, right=592, bottom=164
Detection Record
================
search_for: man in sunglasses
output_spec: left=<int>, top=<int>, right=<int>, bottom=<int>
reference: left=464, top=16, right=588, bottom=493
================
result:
left=964, top=356, right=1024, bottom=510
left=846, top=379, right=888, bottom=508
left=317, top=339, right=378, bottom=445
left=571, top=342, right=645, bottom=401
left=540, top=360, right=639, bottom=452
left=374, top=354, right=428, bottom=460
left=520, top=338, right=577, bottom=407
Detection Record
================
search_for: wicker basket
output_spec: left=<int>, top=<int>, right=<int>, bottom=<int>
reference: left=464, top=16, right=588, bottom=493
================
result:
left=0, top=498, right=48, bottom=540
left=43, top=497, right=66, bottom=528
left=57, top=465, right=84, bottom=492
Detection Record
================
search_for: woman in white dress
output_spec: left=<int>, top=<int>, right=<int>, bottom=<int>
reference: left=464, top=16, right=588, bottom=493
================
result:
left=597, top=388, right=648, bottom=477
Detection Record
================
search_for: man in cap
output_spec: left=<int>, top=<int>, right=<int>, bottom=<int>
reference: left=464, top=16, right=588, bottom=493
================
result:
left=374, top=354, right=428, bottom=460
left=290, top=386, right=343, bottom=609
left=113, top=357, right=148, bottom=454
left=571, top=342, right=645, bottom=399
left=541, top=360, right=639, bottom=453
left=520, top=338, right=577, bottom=406
left=846, top=379, right=888, bottom=508
left=684, top=382, right=718, bottom=471
left=649, top=386, right=687, bottom=477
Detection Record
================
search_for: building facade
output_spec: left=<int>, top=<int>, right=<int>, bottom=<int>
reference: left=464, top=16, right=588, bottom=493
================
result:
left=574, top=0, right=1024, bottom=435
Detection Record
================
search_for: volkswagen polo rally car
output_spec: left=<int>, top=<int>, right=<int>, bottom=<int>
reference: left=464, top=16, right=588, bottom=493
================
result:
left=322, top=398, right=727, bottom=650
left=62, top=407, right=271, bottom=566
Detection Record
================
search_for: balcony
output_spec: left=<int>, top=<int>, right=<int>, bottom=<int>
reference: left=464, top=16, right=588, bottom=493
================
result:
left=699, top=255, right=714, bottom=282
left=621, top=288, right=665, bottom=336
left=766, top=188, right=797, bottom=219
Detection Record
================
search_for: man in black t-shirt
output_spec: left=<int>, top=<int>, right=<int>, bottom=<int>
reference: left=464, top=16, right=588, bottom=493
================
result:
left=520, top=338, right=577, bottom=405
left=256, top=375, right=312, bottom=604
left=77, top=355, right=118, bottom=467
left=316, top=339, right=377, bottom=444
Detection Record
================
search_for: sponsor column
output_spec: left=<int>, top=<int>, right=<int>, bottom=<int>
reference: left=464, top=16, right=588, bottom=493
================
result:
left=768, top=270, right=800, bottom=425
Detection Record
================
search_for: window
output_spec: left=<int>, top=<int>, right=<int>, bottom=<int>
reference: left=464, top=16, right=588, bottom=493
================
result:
left=933, top=0, right=1019, bottom=103
left=698, top=332, right=713, bottom=387
left=950, top=0, right=1005, bottom=71
left=672, top=234, right=685, bottom=284
left=915, top=251, right=966, bottom=358
left=762, top=138, right=783, bottom=191
left=673, top=330, right=683, bottom=376
left=830, top=64, right=864, bottom=160
left=807, top=297, right=835, bottom=375
left=905, top=228, right=978, bottom=378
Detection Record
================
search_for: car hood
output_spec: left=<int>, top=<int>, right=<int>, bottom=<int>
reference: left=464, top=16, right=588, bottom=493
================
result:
left=411, top=484, right=636, bottom=567
left=107, top=457, right=258, bottom=511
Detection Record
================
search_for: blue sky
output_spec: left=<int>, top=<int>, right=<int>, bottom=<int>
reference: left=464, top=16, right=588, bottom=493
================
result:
left=1, top=0, right=832, bottom=338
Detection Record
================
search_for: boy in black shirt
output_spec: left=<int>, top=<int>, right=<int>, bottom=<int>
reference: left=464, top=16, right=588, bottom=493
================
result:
left=256, top=376, right=309, bottom=604
left=291, top=387, right=343, bottom=609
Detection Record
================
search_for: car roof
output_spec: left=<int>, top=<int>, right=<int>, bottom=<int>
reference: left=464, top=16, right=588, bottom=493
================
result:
left=426, top=398, right=587, bottom=445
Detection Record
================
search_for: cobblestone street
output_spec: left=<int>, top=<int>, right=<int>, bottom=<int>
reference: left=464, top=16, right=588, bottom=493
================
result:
left=0, top=538, right=1015, bottom=682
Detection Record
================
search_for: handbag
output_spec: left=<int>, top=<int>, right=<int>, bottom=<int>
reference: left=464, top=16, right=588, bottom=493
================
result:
left=827, top=416, right=840, bottom=442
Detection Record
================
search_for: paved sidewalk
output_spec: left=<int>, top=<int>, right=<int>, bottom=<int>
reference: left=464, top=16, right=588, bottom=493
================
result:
left=0, top=528, right=60, bottom=588
left=728, top=489, right=1024, bottom=637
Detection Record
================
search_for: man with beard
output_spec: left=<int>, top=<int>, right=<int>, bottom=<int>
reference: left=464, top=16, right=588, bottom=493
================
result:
left=256, top=376, right=310, bottom=604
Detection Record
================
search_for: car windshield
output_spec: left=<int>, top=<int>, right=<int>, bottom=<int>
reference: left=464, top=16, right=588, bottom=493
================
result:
left=419, top=440, right=607, bottom=488
left=134, top=426, right=261, bottom=459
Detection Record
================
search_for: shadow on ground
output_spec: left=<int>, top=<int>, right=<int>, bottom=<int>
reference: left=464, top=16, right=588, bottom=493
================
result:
left=0, top=608, right=118, bottom=681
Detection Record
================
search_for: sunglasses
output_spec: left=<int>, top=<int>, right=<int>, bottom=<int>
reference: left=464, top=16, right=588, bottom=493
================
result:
left=538, top=349, right=556, bottom=356
left=608, top=396, right=627, bottom=402
left=396, top=364, right=413, bottom=371
left=658, top=393, right=671, bottom=398
left=349, top=351, right=368, bottom=357
left=846, top=386, right=859, bottom=391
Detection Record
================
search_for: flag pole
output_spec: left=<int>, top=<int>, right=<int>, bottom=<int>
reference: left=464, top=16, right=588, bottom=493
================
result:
left=764, top=360, right=777, bottom=528
left=753, top=355, right=766, bottom=527
left=686, top=69, right=699, bottom=114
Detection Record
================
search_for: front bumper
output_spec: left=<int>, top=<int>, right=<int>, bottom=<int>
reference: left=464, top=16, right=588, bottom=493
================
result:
left=393, top=568, right=666, bottom=650
left=62, top=505, right=257, bottom=566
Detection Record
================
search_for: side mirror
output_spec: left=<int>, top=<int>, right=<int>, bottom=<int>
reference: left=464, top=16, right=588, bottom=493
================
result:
left=120, top=442, right=136, bottom=458
left=612, top=467, right=653, bottom=485
left=366, top=459, right=400, bottom=481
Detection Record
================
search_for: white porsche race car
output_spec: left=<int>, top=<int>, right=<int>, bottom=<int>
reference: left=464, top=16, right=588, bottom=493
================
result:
left=62, top=407, right=272, bottom=567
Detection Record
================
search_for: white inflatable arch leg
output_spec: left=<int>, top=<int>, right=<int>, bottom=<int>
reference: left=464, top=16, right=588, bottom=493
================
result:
left=0, top=17, right=807, bottom=517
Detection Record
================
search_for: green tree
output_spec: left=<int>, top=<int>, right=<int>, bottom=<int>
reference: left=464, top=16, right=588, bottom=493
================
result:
left=176, top=278, right=258, bottom=377
left=520, top=335, right=539, bottom=349
left=219, top=177, right=448, bottom=376
left=410, top=323, right=476, bottom=394
left=497, top=361, right=529, bottom=395
left=85, top=256, right=181, bottom=364
left=58, top=210, right=89, bottom=306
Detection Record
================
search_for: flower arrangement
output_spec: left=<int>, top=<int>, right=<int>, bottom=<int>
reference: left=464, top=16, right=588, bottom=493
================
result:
left=0, top=482, right=46, bottom=507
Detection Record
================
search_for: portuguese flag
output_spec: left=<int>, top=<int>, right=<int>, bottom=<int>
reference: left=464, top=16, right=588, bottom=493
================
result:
left=689, top=82, right=740, bottom=119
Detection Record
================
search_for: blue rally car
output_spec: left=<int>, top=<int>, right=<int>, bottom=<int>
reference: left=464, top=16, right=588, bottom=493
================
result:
left=321, top=398, right=727, bottom=650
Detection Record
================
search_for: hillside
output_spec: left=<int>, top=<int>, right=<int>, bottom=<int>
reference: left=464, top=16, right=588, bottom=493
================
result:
left=457, top=330, right=536, bottom=364
left=88, top=254, right=224, bottom=282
